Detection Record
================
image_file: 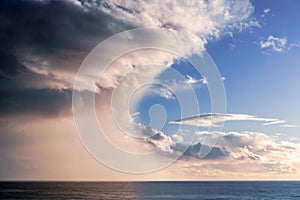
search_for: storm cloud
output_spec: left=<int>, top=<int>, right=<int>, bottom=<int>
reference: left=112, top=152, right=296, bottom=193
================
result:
left=0, top=0, right=130, bottom=118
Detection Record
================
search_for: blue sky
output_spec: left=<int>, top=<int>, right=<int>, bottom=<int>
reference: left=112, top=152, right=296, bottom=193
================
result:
left=132, top=0, right=300, bottom=142
left=207, top=0, right=300, bottom=136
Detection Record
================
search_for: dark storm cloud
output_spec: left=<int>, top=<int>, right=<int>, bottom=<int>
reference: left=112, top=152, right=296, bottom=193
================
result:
left=0, top=0, right=126, bottom=54
left=0, top=0, right=129, bottom=118
left=0, top=51, right=29, bottom=79
left=0, top=0, right=130, bottom=74
left=0, top=89, right=72, bottom=118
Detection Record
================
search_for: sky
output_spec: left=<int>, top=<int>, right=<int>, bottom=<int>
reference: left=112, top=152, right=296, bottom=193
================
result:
left=0, top=0, right=300, bottom=180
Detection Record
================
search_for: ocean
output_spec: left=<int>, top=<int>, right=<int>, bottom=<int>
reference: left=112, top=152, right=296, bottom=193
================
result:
left=0, top=181, right=300, bottom=199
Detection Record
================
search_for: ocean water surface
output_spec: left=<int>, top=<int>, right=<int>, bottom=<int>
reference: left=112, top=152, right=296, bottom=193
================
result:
left=0, top=181, right=300, bottom=199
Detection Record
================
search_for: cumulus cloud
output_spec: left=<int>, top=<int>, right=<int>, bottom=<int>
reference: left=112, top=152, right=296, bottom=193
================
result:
left=146, top=132, right=174, bottom=153
left=72, top=0, right=257, bottom=93
left=171, top=134, right=183, bottom=143
left=140, top=125, right=227, bottom=159
left=169, top=113, right=286, bottom=127
left=142, top=126, right=300, bottom=176
left=179, top=131, right=300, bottom=176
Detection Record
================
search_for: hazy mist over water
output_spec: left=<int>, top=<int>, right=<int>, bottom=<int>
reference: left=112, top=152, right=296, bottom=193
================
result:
left=0, top=181, right=300, bottom=199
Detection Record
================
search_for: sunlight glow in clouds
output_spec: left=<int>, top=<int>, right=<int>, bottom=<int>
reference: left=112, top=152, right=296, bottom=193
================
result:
left=72, top=0, right=257, bottom=93
left=77, top=0, right=255, bottom=41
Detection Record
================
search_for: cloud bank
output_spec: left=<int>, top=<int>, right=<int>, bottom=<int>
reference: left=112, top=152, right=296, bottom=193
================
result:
left=141, top=125, right=300, bottom=176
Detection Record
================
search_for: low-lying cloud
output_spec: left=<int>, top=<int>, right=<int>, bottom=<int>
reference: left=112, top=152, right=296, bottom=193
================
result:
left=140, top=124, right=300, bottom=176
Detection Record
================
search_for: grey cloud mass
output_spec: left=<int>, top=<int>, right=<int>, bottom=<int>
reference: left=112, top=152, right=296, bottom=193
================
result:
left=0, top=0, right=131, bottom=118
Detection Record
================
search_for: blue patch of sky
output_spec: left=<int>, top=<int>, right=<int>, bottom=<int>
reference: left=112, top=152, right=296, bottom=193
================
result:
left=132, top=0, right=300, bottom=138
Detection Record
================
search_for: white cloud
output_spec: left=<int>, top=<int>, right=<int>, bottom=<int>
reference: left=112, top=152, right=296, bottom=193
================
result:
left=145, top=130, right=300, bottom=176
left=171, top=134, right=183, bottom=143
left=288, top=137, right=300, bottom=142
left=262, top=120, right=286, bottom=126
left=184, top=75, right=210, bottom=86
left=263, top=8, right=271, bottom=13
left=144, top=74, right=208, bottom=99
left=145, top=131, right=174, bottom=153
left=155, top=88, right=175, bottom=99
left=184, top=131, right=300, bottom=175
left=233, top=18, right=261, bottom=32
left=169, top=75, right=206, bottom=90
left=186, top=75, right=200, bottom=84
left=200, top=77, right=208, bottom=85
left=260, top=35, right=287, bottom=53
left=259, top=36, right=300, bottom=54
left=141, top=128, right=300, bottom=176
left=281, top=124, right=298, bottom=128
left=78, top=0, right=255, bottom=40
left=288, top=42, right=300, bottom=50
left=169, top=113, right=285, bottom=127
left=69, top=0, right=258, bottom=94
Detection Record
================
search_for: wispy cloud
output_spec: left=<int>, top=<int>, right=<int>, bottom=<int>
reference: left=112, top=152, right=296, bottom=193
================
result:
left=78, top=0, right=255, bottom=39
left=186, top=75, right=200, bottom=84
left=263, top=8, right=271, bottom=14
left=148, top=75, right=208, bottom=100
left=200, top=77, right=208, bottom=85
left=260, top=35, right=287, bottom=53
left=260, top=35, right=300, bottom=54
left=262, top=120, right=286, bottom=126
left=155, top=88, right=175, bottom=100
left=169, top=113, right=286, bottom=127
left=280, top=124, right=298, bottom=128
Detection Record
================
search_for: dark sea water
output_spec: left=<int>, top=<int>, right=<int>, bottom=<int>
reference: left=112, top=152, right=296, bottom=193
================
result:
left=0, top=181, right=300, bottom=199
